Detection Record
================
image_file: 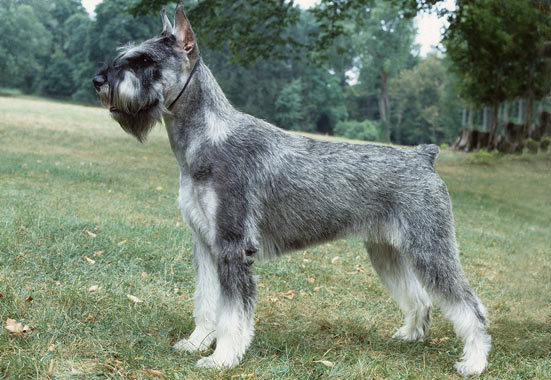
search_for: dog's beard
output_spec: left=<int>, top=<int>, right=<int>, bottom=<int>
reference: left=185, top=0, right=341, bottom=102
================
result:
left=109, top=99, right=163, bottom=142
left=102, top=81, right=166, bottom=142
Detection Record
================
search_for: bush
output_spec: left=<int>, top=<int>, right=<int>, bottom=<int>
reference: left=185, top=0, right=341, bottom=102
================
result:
left=440, top=143, right=449, bottom=149
left=333, top=119, right=381, bottom=141
left=525, top=139, right=539, bottom=154
left=540, top=137, right=550, bottom=152
left=470, top=149, right=500, bottom=165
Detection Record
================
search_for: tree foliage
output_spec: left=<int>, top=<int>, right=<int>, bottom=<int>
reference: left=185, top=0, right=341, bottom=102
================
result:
left=4, top=0, right=543, bottom=148
left=443, top=0, right=551, bottom=143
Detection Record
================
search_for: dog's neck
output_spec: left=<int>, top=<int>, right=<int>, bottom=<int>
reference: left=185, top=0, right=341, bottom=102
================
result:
left=163, top=61, right=235, bottom=168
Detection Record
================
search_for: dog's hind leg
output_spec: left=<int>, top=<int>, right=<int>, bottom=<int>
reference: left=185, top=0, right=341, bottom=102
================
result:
left=196, top=240, right=256, bottom=369
left=174, top=236, right=218, bottom=352
left=366, top=242, right=432, bottom=342
left=409, top=239, right=491, bottom=376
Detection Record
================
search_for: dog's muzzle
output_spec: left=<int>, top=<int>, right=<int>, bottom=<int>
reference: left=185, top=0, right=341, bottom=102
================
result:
left=92, top=75, right=106, bottom=91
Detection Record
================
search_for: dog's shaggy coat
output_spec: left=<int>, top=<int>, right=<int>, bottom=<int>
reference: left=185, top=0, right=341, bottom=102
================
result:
left=93, top=4, right=491, bottom=375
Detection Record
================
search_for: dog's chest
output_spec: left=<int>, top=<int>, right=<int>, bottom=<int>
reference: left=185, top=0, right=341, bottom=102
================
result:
left=178, top=174, right=218, bottom=245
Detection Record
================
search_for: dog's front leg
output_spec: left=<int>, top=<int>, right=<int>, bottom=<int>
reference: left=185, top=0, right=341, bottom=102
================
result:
left=197, top=240, right=256, bottom=369
left=174, top=236, right=218, bottom=352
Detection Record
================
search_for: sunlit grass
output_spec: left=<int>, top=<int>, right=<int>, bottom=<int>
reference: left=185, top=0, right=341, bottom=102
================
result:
left=1, top=96, right=550, bottom=379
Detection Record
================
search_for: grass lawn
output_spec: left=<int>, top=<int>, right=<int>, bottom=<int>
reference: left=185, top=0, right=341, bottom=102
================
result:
left=1, top=96, right=550, bottom=379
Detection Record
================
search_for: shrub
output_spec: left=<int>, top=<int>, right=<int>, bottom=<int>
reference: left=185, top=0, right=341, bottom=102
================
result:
left=440, top=143, right=449, bottom=149
left=469, top=149, right=500, bottom=165
left=525, top=139, right=539, bottom=154
left=540, top=137, right=550, bottom=152
left=333, top=119, right=381, bottom=141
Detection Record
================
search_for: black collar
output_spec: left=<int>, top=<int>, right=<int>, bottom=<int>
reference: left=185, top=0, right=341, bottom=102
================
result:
left=167, top=55, right=202, bottom=110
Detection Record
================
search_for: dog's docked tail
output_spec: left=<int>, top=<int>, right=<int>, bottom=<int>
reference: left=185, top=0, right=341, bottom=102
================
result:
left=415, top=144, right=440, bottom=167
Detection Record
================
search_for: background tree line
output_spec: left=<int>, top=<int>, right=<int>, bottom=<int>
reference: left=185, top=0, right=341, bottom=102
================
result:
left=1, top=0, right=549, bottom=146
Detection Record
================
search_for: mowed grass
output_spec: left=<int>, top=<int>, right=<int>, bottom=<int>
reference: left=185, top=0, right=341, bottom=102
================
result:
left=0, top=96, right=550, bottom=380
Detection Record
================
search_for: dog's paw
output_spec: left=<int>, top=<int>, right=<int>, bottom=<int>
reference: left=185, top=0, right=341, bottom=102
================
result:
left=173, top=338, right=201, bottom=353
left=392, top=326, right=425, bottom=342
left=196, top=355, right=237, bottom=369
left=173, top=328, right=216, bottom=353
left=454, top=358, right=487, bottom=376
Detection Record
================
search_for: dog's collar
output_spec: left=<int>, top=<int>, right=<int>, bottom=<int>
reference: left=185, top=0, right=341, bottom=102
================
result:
left=167, top=55, right=202, bottom=110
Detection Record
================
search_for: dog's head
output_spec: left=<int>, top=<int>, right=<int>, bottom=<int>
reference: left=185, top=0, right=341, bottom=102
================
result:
left=93, top=5, right=200, bottom=142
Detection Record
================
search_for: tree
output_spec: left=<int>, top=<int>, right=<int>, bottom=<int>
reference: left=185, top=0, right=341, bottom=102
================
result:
left=443, top=0, right=551, bottom=147
left=389, top=55, right=462, bottom=145
left=348, top=1, right=417, bottom=141
left=274, top=79, right=305, bottom=131
left=130, top=0, right=301, bottom=64
left=0, top=2, right=52, bottom=92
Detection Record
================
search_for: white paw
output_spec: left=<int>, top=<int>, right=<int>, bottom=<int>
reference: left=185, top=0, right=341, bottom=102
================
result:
left=196, top=355, right=238, bottom=369
left=173, top=338, right=201, bottom=353
left=392, top=326, right=425, bottom=342
left=454, top=358, right=487, bottom=376
left=173, top=328, right=216, bottom=352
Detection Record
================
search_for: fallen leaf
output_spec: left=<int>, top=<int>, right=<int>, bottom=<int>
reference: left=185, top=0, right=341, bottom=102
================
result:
left=141, top=272, right=148, bottom=279
left=314, top=360, right=334, bottom=367
left=84, top=230, right=97, bottom=238
left=273, top=323, right=280, bottom=327
left=48, top=359, right=54, bottom=376
left=117, top=240, right=127, bottom=246
left=94, top=226, right=101, bottom=231
left=25, top=295, right=33, bottom=302
left=48, top=344, right=55, bottom=352
left=4, top=318, right=31, bottom=336
left=306, top=277, right=315, bottom=284
left=0, top=293, right=3, bottom=298
left=331, top=256, right=340, bottom=264
left=83, top=256, right=96, bottom=265
left=282, top=290, right=295, bottom=300
left=86, top=314, right=94, bottom=322
left=127, top=294, right=143, bottom=303
left=156, top=186, right=163, bottom=191
left=139, top=369, right=165, bottom=378
left=93, top=251, right=103, bottom=257
left=314, top=286, right=322, bottom=292
left=88, top=285, right=100, bottom=292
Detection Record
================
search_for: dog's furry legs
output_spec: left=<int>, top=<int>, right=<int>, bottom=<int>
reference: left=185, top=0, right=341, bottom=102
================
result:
left=409, top=242, right=491, bottom=376
left=366, top=243, right=432, bottom=342
left=174, top=236, right=218, bottom=352
left=197, top=240, right=256, bottom=369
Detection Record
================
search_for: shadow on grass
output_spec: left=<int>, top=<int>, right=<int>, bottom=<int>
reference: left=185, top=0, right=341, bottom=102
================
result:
left=491, top=318, right=551, bottom=359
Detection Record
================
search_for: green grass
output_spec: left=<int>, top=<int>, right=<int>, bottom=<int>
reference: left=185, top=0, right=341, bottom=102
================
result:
left=1, top=96, right=550, bottom=379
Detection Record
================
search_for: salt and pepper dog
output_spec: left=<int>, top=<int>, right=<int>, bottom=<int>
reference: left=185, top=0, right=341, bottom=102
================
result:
left=93, top=4, right=491, bottom=375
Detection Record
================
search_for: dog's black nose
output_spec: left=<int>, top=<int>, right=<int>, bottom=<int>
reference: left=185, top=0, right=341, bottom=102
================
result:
left=92, top=75, right=106, bottom=90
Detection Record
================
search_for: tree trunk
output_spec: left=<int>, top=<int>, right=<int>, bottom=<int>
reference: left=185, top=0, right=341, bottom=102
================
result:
left=378, top=68, right=390, bottom=141
left=468, top=106, right=474, bottom=129
left=518, top=99, right=524, bottom=124
left=524, top=93, right=534, bottom=137
left=488, top=101, right=499, bottom=148
left=462, top=108, right=467, bottom=127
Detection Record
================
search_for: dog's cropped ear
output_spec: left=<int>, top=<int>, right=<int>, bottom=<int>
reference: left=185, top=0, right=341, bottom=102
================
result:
left=161, top=8, right=173, bottom=35
left=174, top=4, right=199, bottom=58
